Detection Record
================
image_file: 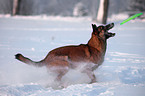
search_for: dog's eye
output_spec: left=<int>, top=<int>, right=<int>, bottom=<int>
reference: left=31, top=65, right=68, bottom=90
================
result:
left=98, top=26, right=102, bottom=31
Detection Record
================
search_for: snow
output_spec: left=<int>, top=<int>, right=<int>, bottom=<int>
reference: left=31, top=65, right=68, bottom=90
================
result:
left=0, top=14, right=145, bottom=96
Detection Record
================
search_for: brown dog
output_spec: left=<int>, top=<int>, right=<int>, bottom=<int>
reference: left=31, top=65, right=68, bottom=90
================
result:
left=15, top=23, right=115, bottom=85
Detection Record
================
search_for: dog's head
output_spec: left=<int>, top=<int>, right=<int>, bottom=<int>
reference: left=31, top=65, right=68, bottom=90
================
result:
left=92, top=23, right=115, bottom=40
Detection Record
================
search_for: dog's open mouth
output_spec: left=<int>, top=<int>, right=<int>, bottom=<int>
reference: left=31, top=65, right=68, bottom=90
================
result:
left=107, top=32, right=115, bottom=37
left=106, top=23, right=115, bottom=38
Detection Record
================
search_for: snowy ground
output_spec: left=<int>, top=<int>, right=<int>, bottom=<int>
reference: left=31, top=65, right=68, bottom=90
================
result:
left=0, top=14, right=145, bottom=96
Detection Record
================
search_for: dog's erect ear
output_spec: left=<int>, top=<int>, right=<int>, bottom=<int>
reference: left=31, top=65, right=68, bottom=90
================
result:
left=92, top=24, right=97, bottom=32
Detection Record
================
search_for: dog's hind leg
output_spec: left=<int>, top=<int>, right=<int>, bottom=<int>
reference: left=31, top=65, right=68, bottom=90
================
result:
left=54, top=67, right=69, bottom=88
left=48, top=56, right=69, bottom=88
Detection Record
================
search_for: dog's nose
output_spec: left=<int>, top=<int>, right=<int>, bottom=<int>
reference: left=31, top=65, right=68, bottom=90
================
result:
left=111, top=23, right=114, bottom=26
left=106, top=23, right=114, bottom=30
left=108, top=23, right=114, bottom=30
left=110, top=23, right=114, bottom=28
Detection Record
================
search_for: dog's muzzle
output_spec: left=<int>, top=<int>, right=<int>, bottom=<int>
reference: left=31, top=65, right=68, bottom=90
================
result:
left=105, top=23, right=115, bottom=39
left=106, top=23, right=114, bottom=30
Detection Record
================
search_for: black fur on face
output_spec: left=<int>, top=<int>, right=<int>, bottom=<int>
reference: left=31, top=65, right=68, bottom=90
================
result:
left=92, top=23, right=115, bottom=39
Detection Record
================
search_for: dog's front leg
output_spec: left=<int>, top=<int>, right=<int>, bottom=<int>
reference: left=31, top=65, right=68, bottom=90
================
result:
left=87, top=71, right=96, bottom=84
left=82, top=69, right=96, bottom=84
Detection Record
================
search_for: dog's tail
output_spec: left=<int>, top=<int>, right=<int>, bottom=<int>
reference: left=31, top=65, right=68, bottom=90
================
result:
left=15, top=54, right=45, bottom=67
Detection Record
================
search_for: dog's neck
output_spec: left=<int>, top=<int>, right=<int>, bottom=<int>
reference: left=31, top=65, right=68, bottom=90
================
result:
left=87, top=33, right=107, bottom=54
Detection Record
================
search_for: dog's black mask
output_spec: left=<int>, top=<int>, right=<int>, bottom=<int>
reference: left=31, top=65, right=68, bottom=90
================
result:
left=92, top=23, right=115, bottom=39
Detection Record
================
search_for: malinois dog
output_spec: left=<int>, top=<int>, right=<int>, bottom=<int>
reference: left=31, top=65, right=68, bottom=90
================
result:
left=15, top=23, right=115, bottom=86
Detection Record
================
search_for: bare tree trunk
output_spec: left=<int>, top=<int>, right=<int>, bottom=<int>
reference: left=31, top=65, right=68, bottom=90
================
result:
left=97, top=0, right=109, bottom=24
left=103, top=0, right=109, bottom=24
left=12, top=0, right=21, bottom=15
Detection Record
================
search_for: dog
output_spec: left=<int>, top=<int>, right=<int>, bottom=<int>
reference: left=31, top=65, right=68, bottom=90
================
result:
left=15, top=23, right=115, bottom=86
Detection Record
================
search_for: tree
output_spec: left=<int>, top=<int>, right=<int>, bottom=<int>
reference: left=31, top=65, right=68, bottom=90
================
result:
left=12, top=0, right=21, bottom=15
left=97, top=0, right=109, bottom=24
left=128, top=0, right=145, bottom=12
left=73, top=2, right=88, bottom=17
